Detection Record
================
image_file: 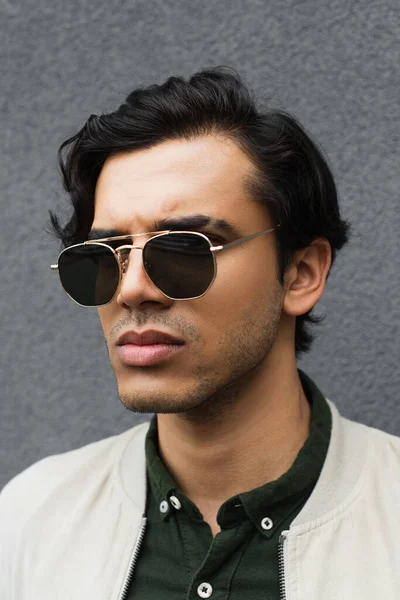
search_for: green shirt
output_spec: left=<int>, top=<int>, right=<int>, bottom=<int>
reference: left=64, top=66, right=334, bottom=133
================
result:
left=126, top=368, right=331, bottom=599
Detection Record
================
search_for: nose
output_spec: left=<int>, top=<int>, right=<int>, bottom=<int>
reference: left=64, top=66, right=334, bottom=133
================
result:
left=116, top=246, right=174, bottom=310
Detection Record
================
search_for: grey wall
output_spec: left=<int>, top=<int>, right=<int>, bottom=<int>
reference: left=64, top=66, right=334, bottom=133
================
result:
left=1, top=0, right=399, bottom=489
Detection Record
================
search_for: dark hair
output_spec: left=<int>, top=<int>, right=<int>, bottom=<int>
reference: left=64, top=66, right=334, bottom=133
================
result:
left=50, top=66, right=351, bottom=357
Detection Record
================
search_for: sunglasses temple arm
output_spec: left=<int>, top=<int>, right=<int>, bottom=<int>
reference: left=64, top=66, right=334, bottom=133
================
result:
left=212, top=226, right=279, bottom=253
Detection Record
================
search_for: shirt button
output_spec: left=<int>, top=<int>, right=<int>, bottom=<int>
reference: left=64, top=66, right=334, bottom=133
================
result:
left=169, top=495, right=182, bottom=510
left=261, top=517, right=273, bottom=530
left=197, top=582, right=213, bottom=598
left=159, top=500, right=169, bottom=514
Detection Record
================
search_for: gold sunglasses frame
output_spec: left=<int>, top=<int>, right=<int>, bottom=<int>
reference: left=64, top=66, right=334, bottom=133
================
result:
left=50, top=225, right=280, bottom=306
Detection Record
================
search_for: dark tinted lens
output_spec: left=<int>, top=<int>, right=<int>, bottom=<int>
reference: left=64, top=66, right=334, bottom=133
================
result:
left=58, top=244, right=120, bottom=306
left=143, top=233, right=214, bottom=299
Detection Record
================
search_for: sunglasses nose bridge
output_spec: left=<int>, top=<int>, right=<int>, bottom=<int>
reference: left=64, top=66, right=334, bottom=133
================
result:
left=115, top=244, right=144, bottom=274
left=114, top=243, right=174, bottom=305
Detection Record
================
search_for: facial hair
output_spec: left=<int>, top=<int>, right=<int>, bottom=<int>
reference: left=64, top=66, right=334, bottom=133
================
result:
left=115, top=284, right=284, bottom=424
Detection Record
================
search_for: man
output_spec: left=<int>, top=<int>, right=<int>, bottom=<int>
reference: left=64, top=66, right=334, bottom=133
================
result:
left=1, top=67, right=399, bottom=599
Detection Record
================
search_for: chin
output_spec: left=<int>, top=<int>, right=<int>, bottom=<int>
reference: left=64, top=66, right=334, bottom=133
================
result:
left=116, top=375, right=200, bottom=413
left=118, top=393, right=198, bottom=414
left=115, top=362, right=237, bottom=418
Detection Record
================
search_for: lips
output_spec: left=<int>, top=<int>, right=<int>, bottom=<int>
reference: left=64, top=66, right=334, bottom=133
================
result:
left=116, top=330, right=185, bottom=347
left=115, top=330, right=185, bottom=367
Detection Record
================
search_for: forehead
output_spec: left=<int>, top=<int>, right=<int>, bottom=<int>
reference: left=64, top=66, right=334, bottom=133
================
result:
left=93, top=135, right=267, bottom=232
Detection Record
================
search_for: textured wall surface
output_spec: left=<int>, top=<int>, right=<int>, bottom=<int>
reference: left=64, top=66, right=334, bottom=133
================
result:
left=1, top=0, right=399, bottom=489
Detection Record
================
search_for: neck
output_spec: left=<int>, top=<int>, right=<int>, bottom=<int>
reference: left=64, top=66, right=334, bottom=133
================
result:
left=157, top=347, right=311, bottom=511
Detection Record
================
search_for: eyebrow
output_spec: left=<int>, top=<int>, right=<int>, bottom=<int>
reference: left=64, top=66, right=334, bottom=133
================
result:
left=87, top=214, right=241, bottom=240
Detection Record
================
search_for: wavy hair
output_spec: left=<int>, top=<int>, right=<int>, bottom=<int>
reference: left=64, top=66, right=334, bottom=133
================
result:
left=50, top=66, right=351, bottom=357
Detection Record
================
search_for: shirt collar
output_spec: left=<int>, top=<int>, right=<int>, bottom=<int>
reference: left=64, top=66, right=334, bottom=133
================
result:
left=231, top=369, right=332, bottom=536
left=145, top=368, right=332, bottom=532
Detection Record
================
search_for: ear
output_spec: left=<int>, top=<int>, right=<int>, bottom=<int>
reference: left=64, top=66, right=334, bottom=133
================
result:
left=283, top=238, right=332, bottom=317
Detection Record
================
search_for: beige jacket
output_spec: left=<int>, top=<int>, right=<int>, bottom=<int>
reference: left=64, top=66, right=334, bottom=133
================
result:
left=1, top=399, right=400, bottom=599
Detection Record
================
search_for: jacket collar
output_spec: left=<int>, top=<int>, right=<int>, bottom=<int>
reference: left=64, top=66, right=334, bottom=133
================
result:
left=290, top=400, right=368, bottom=529
left=119, top=422, right=149, bottom=514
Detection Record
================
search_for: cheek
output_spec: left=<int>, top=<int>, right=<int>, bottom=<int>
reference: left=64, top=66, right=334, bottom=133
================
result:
left=210, top=249, right=276, bottom=305
left=97, top=305, right=114, bottom=339
left=193, top=253, right=277, bottom=335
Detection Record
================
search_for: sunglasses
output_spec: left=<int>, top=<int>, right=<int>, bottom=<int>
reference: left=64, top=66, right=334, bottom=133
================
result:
left=50, top=226, right=279, bottom=306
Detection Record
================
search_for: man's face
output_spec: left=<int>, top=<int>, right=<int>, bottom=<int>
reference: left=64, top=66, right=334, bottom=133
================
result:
left=93, top=135, right=285, bottom=418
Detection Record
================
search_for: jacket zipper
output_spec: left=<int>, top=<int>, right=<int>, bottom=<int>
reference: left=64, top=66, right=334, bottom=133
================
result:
left=278, top=530, right=289, bottom=600
left=117, top=516, right=147, bottom=600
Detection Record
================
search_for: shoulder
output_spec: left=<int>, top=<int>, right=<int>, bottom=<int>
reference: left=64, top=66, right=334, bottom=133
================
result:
left=362, top=420, right=400, bottom=466
left=328, top=397, right=400, bottom=459
left=0, top=421, right=150, bottom=521
left=0, top=421, right=150, bottom=594
left=340, top=410, right=400, bottom=492
left=344, top=412, right=400, bottom=455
